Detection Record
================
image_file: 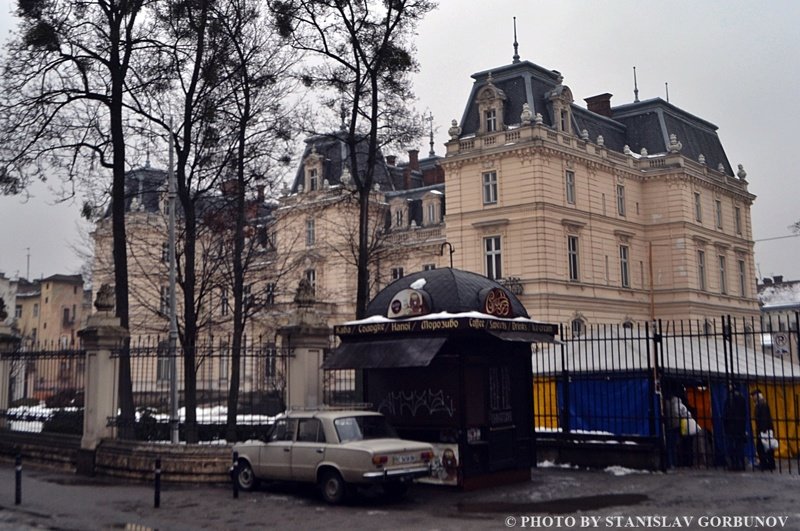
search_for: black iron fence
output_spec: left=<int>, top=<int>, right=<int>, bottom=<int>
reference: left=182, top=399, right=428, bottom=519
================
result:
left=1, top=343, right=86, bottom=435
left=533, top=314, right=800, bottom=472
left=120, top=336, right=290, bottom=440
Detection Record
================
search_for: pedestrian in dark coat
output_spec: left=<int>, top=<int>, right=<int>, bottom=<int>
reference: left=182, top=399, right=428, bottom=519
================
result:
left=752, top=390, right=776, bottom=471
left=722, top=385, right=747, bottom=471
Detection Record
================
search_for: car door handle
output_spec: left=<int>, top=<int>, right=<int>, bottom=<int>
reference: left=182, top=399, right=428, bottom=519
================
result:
left=316, top=448, right=324, bottom=454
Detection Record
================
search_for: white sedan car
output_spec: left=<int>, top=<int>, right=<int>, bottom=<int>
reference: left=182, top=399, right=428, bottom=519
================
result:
left=232, top=409, right=435, bottom=503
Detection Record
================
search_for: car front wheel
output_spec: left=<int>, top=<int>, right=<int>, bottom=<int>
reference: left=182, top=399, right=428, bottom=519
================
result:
left=236, top=460, right=258, bottom=491
left=319, top=470, right=347, bottom=504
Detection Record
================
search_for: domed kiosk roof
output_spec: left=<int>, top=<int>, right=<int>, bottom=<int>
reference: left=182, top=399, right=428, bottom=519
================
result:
left=365, top=268, right=529, bottom=319
left=324, top=268, right=557, bottom=370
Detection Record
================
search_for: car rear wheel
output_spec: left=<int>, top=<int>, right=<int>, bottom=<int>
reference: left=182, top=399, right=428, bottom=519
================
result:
left=319, top=470, right=347, bottom=504
left=236, top=460, right=258, bottom=491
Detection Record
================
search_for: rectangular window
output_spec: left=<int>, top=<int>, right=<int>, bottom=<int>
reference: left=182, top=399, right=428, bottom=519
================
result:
left=568, top=235, right=580, bottom=282
left=694, top=192, right=702, bottom=222
left=485, top=109, right=497, bottom=132
left=160, top=286, right=169, bottom=314
left=220, top=288, right=229, bottom=316
left=427, top=203, right=436, bottom=224
left=423, top=264, right=436, bottom=271
left=244, top=284, right=253, bottom=310
left=395, top=209, right=404, bottom=227
left=620, top=245, right=630, bottom=288
left=719, top=255, right=727, bottom=294
left=305, top=269, right=316, bottom=297
left=482, top=171, right=498, bottom=205
left=565, top=170, right=575, bottom=204
left=734, top=206, right=742, bottom=235
left=308, top=168, right=318, bottom=191
left=306, top=218, right=315, bottom=247
left=265, top=283, right=276, bottom=306
left=738, top=259, right=747, bottom=296
left=560, top=110, right=568, bottom=132
left=156, top=341, right=171, bottom=382
left=616, top=184, right=626, bottom=216
left=391, top=267, right=404, bottom=281
left=33, top=303, right=38, bottom=318
left=15, top=305, right=22, bottom=319
left=715, top=200, right=723, bottom=229
left=161, top=242, right=170, bottom=264
left=484, top=236, right=502, bottom=280
left=62, top=307, right=71, bottom=326
left=697, top=250, right=706, bottom=291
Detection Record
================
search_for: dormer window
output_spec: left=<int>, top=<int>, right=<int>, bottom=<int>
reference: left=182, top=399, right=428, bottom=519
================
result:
left=395, top=209, right=404, bottom=227
left=476, top=73, right=507, bottom=135
left=560, top=110, right=569, bottom=132
left=486, top=109, right=497, bottom=132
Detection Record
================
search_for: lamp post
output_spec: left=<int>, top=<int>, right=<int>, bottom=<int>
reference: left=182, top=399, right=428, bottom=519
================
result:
left=168, top=118, right=179, bottom=444
left=440, top=241, right=455, bottom=269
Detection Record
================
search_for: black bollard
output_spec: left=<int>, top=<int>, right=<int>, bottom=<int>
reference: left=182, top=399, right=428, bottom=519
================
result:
left=230, top=451, right=239, bottom=499
left=14, top=454, right=21, bottom=505
left=154, top=457, right=161, bottom=509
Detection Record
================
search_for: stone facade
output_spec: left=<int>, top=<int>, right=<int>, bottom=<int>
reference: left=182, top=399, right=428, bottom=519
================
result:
left=443, top=59, right=759, bottom=329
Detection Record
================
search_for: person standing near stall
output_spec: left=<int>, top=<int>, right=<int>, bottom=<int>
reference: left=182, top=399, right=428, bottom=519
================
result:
left=752, top=390, right=776, bottom=471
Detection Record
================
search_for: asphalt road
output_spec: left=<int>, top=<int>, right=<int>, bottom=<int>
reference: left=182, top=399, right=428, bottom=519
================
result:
left=1, top=462, right=800, bottom=530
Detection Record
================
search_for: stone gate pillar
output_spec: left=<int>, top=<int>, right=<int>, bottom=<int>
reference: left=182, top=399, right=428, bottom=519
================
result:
left=78, top=285, right=128, bottom=454
left=277, top=279, right=330, bottom=409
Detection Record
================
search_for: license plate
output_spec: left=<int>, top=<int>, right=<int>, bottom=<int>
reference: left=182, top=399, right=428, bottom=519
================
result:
left=393, top=454, right=416, bottom=464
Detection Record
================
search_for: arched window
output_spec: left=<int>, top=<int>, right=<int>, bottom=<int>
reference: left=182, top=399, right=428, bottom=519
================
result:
left=571, top=318, right=585, bottom=338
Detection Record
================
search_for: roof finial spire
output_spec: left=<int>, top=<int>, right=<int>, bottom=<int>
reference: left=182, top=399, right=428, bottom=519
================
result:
left=633, top=66, right=640, bottom=103
left=512, top=17, right=520, bottom=64
left=665, top=82, right=670, bottom=103
left=426, top=111, right=435, bottom=157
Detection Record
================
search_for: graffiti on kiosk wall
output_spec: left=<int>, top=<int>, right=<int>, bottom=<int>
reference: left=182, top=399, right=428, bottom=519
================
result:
left=377, top=388, right=456, bottom=418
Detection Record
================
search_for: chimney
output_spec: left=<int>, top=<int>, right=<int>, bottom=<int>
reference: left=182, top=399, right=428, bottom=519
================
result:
left=763, top=278, right=773, bottom=285
left=385, top=155, right=397, bottom=166
left=407, top=149, right=419, bottom=171
left=256, top=184, right=265, bottom=202
left=584, top=93, right=613, bottom=118
left=774, top=275, right=784, bottom=284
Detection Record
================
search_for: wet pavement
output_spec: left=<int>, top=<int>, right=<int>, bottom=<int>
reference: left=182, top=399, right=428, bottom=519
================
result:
left=1, top=462, right=800, bottom=530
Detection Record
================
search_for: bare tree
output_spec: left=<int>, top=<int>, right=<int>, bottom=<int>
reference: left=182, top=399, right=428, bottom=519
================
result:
left=0, top=0, right=166, bottom=437
left=271, top=0, right=435, bottom=318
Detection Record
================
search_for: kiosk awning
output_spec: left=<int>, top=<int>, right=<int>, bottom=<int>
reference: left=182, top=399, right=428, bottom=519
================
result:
left=322, top=337, right=447, bottom=369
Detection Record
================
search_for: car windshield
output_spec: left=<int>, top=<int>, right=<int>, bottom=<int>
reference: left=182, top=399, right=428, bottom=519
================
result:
left=334, top=415, right=398, bottom=443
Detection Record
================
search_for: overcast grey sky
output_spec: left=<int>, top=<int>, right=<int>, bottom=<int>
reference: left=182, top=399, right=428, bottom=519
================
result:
left=1, top=0, right=799, bottom=283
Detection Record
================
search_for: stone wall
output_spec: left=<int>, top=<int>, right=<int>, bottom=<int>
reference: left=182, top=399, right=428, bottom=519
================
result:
left=0, top=430, right=232, bottom=484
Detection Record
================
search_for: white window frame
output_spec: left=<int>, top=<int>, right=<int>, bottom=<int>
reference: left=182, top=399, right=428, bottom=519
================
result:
left=220, top=288, right=229, bottom=316
left=565, top=170, right=575, bottom=205
left=391, top=267, right=404, bottom=280
left=484, top=236, right=502, bottom=280
left=482, top=171, right=498, bottom=205
left=308, top=168, right=318, bottom=191
left=568, top=235, right=580, bottom=282
left=395, top=209, right=404, bottom=227
left=423, top=264, right=436, bottom=271
left=485, top=108, right=497, bottom=132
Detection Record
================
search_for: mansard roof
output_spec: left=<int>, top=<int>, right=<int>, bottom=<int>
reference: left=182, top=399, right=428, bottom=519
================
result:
left=290, top=133, right=400, bottom=193
left=457, top=59, right=735, bottom=176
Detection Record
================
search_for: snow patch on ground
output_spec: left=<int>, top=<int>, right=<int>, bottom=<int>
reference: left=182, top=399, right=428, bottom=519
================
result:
left=604, top=465, right=650, bottom=476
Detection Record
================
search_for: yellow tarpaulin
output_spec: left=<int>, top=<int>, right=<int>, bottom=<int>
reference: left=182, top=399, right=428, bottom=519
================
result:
left=533, top=377, right=559, bottom=430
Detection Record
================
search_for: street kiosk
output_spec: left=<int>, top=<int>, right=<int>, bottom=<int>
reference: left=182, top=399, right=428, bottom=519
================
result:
left=323, top=268, right=558, bottom=488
